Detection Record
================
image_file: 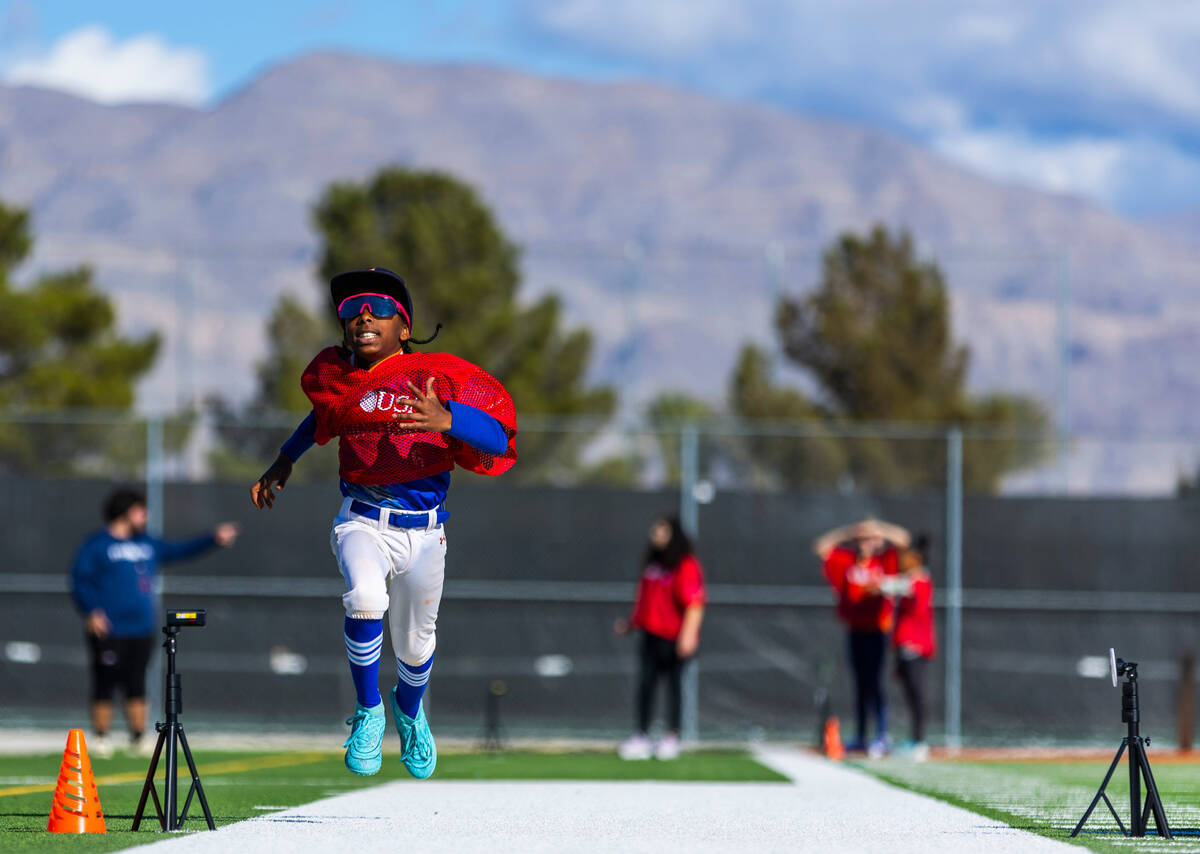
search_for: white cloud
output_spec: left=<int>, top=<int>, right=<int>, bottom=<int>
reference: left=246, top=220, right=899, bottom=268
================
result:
left=533, top=0, right=754, bottom=57
left=1070, top=4, right=1200, bottom=117
left=931, top=127, right=1125, bottom=201
left=522, top=0, right=1200, bottom=215
left=5, top=25, right=209, bottom=106
left=952, top=11, right=1023, bottom=47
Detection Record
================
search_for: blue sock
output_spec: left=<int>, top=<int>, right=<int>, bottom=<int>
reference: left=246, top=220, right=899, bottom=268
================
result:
left=344, top=617, right=383, bottom=708
left=394, top=655, right=433, bottom=719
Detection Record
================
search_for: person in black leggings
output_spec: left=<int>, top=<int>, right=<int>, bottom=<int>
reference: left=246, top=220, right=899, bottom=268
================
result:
left=636, top=632, right=685, bottom=736
left=615, top=516, right=707, bottom=761
left=889, top=537, right=936, bottom=760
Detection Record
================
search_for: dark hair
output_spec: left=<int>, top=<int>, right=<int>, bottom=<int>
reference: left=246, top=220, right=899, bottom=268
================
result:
left=913, top=533, right=931, bottom=563
left=103, top=487, right=146, bottom=523
left=643, top=516, right=693, bottom=569
left=402, top=323, right=442, bottom=354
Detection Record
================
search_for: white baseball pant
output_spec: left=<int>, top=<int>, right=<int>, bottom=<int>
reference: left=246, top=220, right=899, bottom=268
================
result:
left=330, top=497, right=447, bottom=667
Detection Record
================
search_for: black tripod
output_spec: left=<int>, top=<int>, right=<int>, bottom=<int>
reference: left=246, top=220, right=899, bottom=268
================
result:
left=1071, top=657, right=1171, bottom=839
left=132, top=615, right=215, bottom=831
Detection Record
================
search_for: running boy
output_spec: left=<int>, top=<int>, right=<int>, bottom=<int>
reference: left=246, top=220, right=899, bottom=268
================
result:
left=250, top=267, right=517, bottom=778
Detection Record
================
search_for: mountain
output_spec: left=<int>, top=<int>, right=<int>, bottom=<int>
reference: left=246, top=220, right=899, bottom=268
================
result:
left=2, top=52, right=1198, bottom=481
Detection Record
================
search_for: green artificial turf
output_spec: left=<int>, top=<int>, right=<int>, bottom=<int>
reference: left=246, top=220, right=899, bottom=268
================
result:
left=0, top=747, right=785, bottom=853
left=856, top=754, right=1200, bottom=853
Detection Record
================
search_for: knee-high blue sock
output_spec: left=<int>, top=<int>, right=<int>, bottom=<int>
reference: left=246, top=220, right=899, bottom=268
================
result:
left=344, top=617, right=383, bottom=708
left=394, top=656, right=433, bottom=719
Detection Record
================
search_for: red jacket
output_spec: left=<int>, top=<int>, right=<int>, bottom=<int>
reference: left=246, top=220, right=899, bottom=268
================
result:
left=893, top=571, right=936, bottom=659
left=630, top=555, right=707, bottom=642
left=822, top=545, right=898, bottom=633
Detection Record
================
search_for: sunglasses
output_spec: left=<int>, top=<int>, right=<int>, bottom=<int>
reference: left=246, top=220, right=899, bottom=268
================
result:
left=337, top=293, right=410, bottom=325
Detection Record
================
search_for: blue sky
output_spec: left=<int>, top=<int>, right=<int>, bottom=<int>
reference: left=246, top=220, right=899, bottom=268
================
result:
left=4, top=0, right=1200, bottom=221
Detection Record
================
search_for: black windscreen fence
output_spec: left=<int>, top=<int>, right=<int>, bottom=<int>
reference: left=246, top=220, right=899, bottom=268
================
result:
left=4, top=478, right=1200, bottom=746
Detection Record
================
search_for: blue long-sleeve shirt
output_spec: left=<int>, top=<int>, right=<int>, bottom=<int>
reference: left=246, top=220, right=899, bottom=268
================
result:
left=281, top=400, right=508, bottom=511
left=69, top=531, right=217, bottom=637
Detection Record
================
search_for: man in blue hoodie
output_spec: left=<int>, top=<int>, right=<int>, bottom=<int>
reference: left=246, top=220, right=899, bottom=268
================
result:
left=69, top=487, right=238, bottom=757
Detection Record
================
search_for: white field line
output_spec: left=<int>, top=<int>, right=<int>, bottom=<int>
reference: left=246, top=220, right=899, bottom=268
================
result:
left=126, top=747, right=1077, bottom=854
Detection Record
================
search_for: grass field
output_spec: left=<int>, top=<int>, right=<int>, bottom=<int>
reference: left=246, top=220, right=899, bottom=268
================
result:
left=19, top=742, right=1200, bottom=853
left=856, top=752, right=1200, bottom=853
left=0, top=747, right=786, bottom=853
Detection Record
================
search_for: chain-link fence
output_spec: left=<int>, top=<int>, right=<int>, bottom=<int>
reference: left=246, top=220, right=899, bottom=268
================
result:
left=2, top=412, right=1200, bottom=747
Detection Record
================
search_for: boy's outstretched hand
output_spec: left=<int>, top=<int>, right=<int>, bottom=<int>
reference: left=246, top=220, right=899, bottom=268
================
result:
left=251, top=454, right=293, bottom=509
left=394, top=377, right=452, bottom=433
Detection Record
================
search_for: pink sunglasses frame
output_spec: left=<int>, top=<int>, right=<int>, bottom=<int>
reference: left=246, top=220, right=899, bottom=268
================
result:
left=336, top=292, right=411, bottom=327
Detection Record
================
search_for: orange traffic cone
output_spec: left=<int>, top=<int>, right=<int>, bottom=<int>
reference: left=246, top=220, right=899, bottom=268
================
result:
left=47, top=729, right=106, bottom=833
left=823, top=716, right=844, bottom=761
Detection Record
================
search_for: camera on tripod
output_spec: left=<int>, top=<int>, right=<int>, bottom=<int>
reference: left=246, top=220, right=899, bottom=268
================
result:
left=132, top=608, right=215, bottom=833
left=166, top=609, right=206, bottom=628
left=1109, top=646, right=1137, bottom=685
left=1072, top=647, right=1171, bottom=839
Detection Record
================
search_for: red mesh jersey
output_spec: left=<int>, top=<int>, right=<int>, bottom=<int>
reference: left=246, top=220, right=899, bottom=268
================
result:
left=302, top=347, right=517, bottom=485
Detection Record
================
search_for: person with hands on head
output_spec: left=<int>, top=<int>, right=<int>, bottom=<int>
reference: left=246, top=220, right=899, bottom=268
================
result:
left=69, top=486, right=238, bottom=758
left=615, top=515, right=707, bottom=761
left=814, top=517, right=910, bottom=758
left=251, top=267, right=517, bottom=780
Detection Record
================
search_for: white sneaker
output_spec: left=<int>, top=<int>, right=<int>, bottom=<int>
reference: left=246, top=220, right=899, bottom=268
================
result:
left=90, top=733, right=114, bottom=759
left=130, top=736, right=158, bottom=758
left=911, top=742, right=930, bottom=762
left=654, top=733, right=682, bottom=760
left=618, top=733, right=653, bottom=760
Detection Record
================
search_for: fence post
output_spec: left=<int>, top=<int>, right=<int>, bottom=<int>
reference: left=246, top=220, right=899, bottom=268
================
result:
left=145, top=414, right=166, bottom=718
left=1056, top=251, right=1071, bottom=492
left=1180, top=649, right=1195, bottom=753
left=146, top=416, right=165, bottom=536
left=945, top=427, right=963, bottom=750
left=679, top=422, right=700, bottom=743
left=679, top=423, right=699, bottom=538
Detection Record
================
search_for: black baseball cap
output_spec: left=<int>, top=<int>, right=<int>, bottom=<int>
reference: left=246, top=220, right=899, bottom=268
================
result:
left=330, top=268, right=414, bottom=329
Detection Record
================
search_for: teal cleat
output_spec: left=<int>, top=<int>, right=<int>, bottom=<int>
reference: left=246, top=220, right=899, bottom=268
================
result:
left=389, top=687, right=437, bottom=779
left=343, top=701, right=386, bottom=776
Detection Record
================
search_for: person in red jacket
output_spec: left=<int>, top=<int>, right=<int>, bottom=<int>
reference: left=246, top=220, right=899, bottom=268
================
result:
left=888, top=534, right=936, bottom=761
left=614, top=516, right=707, bottom=761
left=814, top=517, right=910, bottom=757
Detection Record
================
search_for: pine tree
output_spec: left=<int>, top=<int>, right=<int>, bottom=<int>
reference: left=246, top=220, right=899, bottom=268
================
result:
left=0, top=202, right=160, bottom=474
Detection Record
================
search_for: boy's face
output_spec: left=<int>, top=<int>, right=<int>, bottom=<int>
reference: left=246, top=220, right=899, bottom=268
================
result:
left=126, top=503, right=148, bottom=533
left=342, top=301, right=410, bottom=366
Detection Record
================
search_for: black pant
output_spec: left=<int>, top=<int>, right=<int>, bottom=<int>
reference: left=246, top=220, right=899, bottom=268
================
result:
left=895, top=653, right=928, bottom=743
left=87, top=633, right=155, bottom=702
left=848, top=630, right=888, bottom=745
left=636, top=631, right=683, bottom=733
